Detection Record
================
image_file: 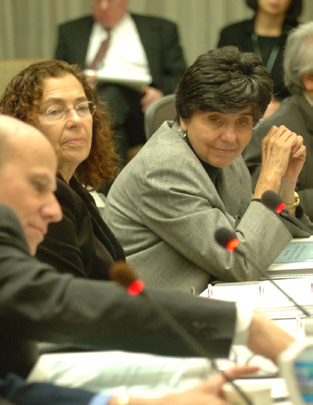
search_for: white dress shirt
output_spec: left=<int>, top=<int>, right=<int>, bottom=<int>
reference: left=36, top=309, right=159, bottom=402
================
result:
left=85, top=13, right=152, bottom=87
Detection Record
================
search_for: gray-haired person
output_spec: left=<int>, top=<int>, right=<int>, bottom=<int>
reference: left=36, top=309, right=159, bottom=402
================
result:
left=244, top=22, right=313, bottom=221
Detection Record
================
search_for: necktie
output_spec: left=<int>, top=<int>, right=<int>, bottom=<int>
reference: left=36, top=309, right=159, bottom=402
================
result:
left=88, top=31, right=111, bottom=70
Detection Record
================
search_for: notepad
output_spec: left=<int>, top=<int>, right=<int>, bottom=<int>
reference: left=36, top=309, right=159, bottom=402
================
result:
left=267, top=237, right=313, bottom=278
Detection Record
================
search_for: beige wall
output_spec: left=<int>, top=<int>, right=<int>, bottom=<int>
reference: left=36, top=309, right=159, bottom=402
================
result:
left=0, top=0, right=312, bottom=65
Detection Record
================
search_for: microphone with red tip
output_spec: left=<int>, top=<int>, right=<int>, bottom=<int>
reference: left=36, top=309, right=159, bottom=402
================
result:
left=214, top=228, right=311, bottom=317
left=110, top=260, right=220, bottom=361
left=261, top=190, right=312, bottom=235
left=110, top=261, right=253, bottom=405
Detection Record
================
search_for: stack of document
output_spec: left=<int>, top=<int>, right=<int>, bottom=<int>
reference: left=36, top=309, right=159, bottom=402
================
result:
left=201, top=277, right=313, bottom=319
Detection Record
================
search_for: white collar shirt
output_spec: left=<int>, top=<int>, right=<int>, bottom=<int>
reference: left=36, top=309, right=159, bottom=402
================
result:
left=85, top=13, right=152, bottom=87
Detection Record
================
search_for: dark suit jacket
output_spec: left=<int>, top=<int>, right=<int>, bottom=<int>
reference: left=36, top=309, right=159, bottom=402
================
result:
left=0, top=374, right=100, bottom=405
left=244, top=94, right=313, bottom=221
left=55, top=14, right=186, bottom=95
left=36, top=176, right=125, bottom=280
left=0, top=204, right=236, bottom=378
left=217, top=18, right=296, bottom=101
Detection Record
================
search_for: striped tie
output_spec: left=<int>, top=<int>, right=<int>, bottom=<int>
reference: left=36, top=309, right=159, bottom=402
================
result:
left=88, top=31, right=111, bottom=70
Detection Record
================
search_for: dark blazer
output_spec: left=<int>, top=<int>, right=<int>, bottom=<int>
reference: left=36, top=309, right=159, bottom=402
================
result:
left=0, top=374, right=100, bottom=405
left=36, top=176, right=125, bottom=280
left=217, top=18, right=296, bottom=101
left=244, top=94, right=313, bottom=221
left=55, top=14, right=186, bottom=95
left=0, top=204, right=236, bottom=378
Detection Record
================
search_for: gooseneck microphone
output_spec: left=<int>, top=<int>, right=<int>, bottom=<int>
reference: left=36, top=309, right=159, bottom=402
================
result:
left=214, top=228, right=311, bottom=318
left=110, top=261, right=220, bottom=362
left=110, top=261, right=253, bottom=405
left=261, top=190, right=312, bottom=235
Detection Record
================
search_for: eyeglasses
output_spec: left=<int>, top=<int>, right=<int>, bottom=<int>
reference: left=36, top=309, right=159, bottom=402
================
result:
left=94, top=0, right=119, bottom=4
left=40, top=101, right=96, bottom=122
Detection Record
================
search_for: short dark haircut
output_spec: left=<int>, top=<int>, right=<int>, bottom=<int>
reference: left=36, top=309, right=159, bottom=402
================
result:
left=246, top=0, right=302, bottom=25
left=175, top=46, right=273, bottom=125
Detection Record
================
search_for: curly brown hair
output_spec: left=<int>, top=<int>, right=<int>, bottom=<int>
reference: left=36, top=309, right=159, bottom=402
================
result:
left=0, top=59, right=120, bottom=190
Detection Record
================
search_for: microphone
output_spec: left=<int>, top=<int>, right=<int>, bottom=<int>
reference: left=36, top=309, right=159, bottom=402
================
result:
left=214, top=228, right=311, bottom=318
left=261, top=190, right=312, bottom=235
left=110, top=261, right=253, bottom=405
left=110, top=261, right=220, bottom=361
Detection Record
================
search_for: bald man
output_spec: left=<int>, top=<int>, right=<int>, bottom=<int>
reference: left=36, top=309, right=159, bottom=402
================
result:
left=0, top=115, right=62, bottom=254
left=0, top=116, right=294, bottom=398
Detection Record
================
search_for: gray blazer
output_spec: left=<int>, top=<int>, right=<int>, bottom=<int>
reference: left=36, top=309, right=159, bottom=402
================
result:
left=104, top=121, right=311, bottom=293
left=0, top=203, right=236, bottom=378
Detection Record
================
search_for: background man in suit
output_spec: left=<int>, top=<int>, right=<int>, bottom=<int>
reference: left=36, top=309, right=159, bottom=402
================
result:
left=0, top=114, right=294, bottom=400
left=55, top=0, right=186, bottom=169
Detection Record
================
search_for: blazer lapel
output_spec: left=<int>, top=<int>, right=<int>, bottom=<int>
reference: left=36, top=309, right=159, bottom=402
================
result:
left=131, top=14, right=158, bottom=84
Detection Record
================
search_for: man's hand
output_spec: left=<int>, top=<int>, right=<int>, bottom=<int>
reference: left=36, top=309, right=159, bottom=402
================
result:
left=248, top=310, right=295, bottom=364
left=141, top=87, right=164, bottom=113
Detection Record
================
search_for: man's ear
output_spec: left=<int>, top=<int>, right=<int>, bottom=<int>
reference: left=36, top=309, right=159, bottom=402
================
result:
left=302, top=72, right=313, bottom=91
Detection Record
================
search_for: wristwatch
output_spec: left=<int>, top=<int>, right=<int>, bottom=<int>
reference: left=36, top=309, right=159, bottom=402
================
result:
left=284, top=191, right=300, bottom=210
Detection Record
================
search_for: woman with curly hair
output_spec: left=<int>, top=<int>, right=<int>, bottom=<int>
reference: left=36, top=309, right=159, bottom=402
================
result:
left=0, top=59, right=125, bottom=280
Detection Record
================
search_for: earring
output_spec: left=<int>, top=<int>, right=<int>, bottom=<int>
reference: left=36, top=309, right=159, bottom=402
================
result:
left=178, top=127, right=187, bottom=138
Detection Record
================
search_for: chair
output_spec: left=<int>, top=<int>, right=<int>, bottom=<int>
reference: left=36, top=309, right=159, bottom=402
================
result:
left=0, top=58, right=45, bottom=97
left=144, top=94, right=176, bottom=140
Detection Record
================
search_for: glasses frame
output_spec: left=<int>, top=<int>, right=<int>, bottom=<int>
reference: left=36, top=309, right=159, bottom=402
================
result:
left=39, top=101, right=97, bottom=122
left=94, top=0, right=119, bottom=4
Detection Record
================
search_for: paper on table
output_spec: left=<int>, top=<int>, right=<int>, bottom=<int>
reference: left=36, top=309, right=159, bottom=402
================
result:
left=273, top=239, right=313, bottom=264
left=267, top=236, right=313, bottom=277
left=202, top=278, right=312, bottom=302
left=201, top=278, right=313, bottom=320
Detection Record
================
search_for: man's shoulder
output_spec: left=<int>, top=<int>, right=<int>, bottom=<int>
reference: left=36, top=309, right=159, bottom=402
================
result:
left=131, top=13, right=177, bottom=29
left=58, top=15, right=93, bottom=30
left=0, top=204, right=29, bottom=251
left=0, top=204, right=22, bottom=229
left=253, top=96, right=302, bottom=136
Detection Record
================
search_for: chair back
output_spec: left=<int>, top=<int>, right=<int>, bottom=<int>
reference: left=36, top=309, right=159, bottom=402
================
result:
left=144, top=94, right=176, bottom=140
left=0, top=58, right=45, bottom=97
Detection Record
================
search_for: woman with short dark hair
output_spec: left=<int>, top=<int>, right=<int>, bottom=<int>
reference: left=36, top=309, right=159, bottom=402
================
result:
left=104, top=46, right=310, bottom=293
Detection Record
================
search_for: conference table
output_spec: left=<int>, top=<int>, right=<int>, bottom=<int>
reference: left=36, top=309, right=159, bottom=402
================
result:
left=28, top=237, right=313, bottom=404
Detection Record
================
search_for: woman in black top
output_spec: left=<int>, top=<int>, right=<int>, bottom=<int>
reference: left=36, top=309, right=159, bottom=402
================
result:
left=218, top=0, right=302, bottom=117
